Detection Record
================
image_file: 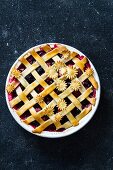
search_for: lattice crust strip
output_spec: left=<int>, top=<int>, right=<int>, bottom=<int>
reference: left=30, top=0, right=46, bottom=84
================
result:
left=6, top=44, right=98, bottom=133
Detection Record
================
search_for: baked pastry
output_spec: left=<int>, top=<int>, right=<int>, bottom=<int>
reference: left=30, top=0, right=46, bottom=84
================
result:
left=6, top=44, right=98, bottom=133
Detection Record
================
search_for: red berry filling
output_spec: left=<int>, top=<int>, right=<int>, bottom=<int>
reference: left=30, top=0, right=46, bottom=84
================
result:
left=26, top=55, right=36, bottom=64
left=8, top=93, right=13, bottom=101
left=45, top=78, right=54, bottom=85
left=82, top=79, right=92, bottom=89
left=34, top=85, right=44, bottom=94
left=34, top=103, right=41, bottom=112
left=81, top=99, right=91, bottom=109
left=44, top=95, right=53, bottom=104
left=51, top=44, right=58, bottom=49
left=36, top=66, right=45, bottom=75
left=72, top=90, right=81, bottom=98
left=84, top=61, right=91, bottom=71
left=9, top=76, right=18, bottom=83
left=66, top=60, right=75, bottom=66
left=37, top=50, right=46, bottom=56
left=17, top=64, right=26, bottom=72
left=20, top=110, right=31, bottom=120
left=14, top=101, right=24, bottom=110
left=77, top=68, right=83, bottom=78
left=53, top=44, right=58, bottom=48
left=76, top=54, right=84, bottom=60
left=45, top=124, right=56, bottom=131
left=8, top=90, right=17, bottom=101
left=30, top=120, right=40, bottom=129
left=57, top=53, right=62, bottom=58
left=35, top=108, right=41, bottom=112
left=25, top=73, right=35, bottom=84
left=46, top=58, right=55, bottom=66
left=42, top=115, right=49, bottom=121
left=89, top=88, right=96, bottom=98
left=71, top=107, right=81, bottom=117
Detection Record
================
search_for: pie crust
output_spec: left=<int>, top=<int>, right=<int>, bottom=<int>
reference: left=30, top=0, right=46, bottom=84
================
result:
left=6, top=43, right=98, bottom=133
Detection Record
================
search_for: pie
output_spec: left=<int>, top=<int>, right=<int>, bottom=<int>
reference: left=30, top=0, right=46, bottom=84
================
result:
left=6, top=43, right=98, bottom=133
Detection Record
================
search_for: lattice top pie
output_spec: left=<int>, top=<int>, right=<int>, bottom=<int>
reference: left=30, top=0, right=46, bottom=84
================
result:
left=6, top=44, right=98, bottom=133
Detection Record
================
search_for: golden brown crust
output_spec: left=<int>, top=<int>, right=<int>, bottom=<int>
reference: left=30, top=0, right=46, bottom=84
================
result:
left=70, top=79, right=81, bottom=91
left=85, top=68, right=94, bottom=76
left=46, top=66, right=58, bottom=79
left=55, top=79, right=67, bottom=91
left=57, top=99, right=67, bottom=110
left=59, top=67, right=67, bottom=76
left=54, top=113, right=63, bottom=122
left=6, top=83, right=15, bottom=93
left=66, top=66, right=78, bottom=79
left=43, top=105, right=54, bottom=116
left=11, top=68, right=21, bottom=78
left=35, top=94, right=44, bottom=103
left=54, top=61, right=65, bottom=71
left=61, top=50, right=70, bottom=59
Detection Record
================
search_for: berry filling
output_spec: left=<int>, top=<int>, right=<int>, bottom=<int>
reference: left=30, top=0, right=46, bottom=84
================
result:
left=35, top=108, right=41, bottom=112
left=45, top=78, right=54, bottom=85
left=45, top=124, right=56, bottom=131
left=72, top=90, right=81, bottom=98
left=77, top=68, right=83, bottom=78
left=51, top=44, right=58, bottom=50
left=60, top=115, right=69, bottom=124
left=17, top=64, right=26, bottom=72
left=30, top=121, right=40, bottom=129
left=36, top=66, right=45, bottom=75
left=27, top=93, right=33, bottom=100
left=8, top=90, right=17, bottom=101
left=84, top=61, right=91, bottom=71
left=57, top=53, right=62, bottom=58
left=45, top=124, right=65, bottom=132
left=9, top=76, right=18, bottom=83
left=54, top=88, right=62, bottom=95
left=76, top=54, right=84, bottom=60
left=20, top=110, right=31, bottom=120
left=44, top=95, right=53, bottom=104
left=71, top=107, right=81, bottom=117
left=65, top=79, right=71, bottom=87
left=34, top=85, right=44, bottom=93
left=8, top=93, right=13, bottom=101
left=82, top=79, right=92, bottom=89
left=66, top=60, right=75, bottom=66
left=34, top=103, right=41, bottom=112
left=42, top=115, right=49, bottom=121
left=89, top=88, right=96, bottom=98
left=14, top=101, right=24, bottom=110
left=64, top=97, right=71, bottom=106
left=26, top=55, right=36, bottom=64
left=53, top=44, right=58, bottom=48
left=54, top=106, right=58, bottom=114
left=37, top=50, right=46, bottom=56
left=81, top=99, right=91, bottom=109
left=25, top=73, right=35, bottom=84
left=19, top=84, right=25, bottom=91
left=46, top=59, right=55, bottom=66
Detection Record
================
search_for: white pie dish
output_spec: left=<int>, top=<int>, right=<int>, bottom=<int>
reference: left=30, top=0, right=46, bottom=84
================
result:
left=5, top=43, right=101, bottom=138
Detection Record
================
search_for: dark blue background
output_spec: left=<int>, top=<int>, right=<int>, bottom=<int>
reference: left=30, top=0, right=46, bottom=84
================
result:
left=1, top=0, right=113, bottom=169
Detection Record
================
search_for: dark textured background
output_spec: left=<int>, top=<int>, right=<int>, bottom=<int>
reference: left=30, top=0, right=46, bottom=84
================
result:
left=0, top=0, right=113, bottom=170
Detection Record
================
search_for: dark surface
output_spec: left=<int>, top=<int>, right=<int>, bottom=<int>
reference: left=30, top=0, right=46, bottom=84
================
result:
left=0, top=0, right=113, bottom=170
